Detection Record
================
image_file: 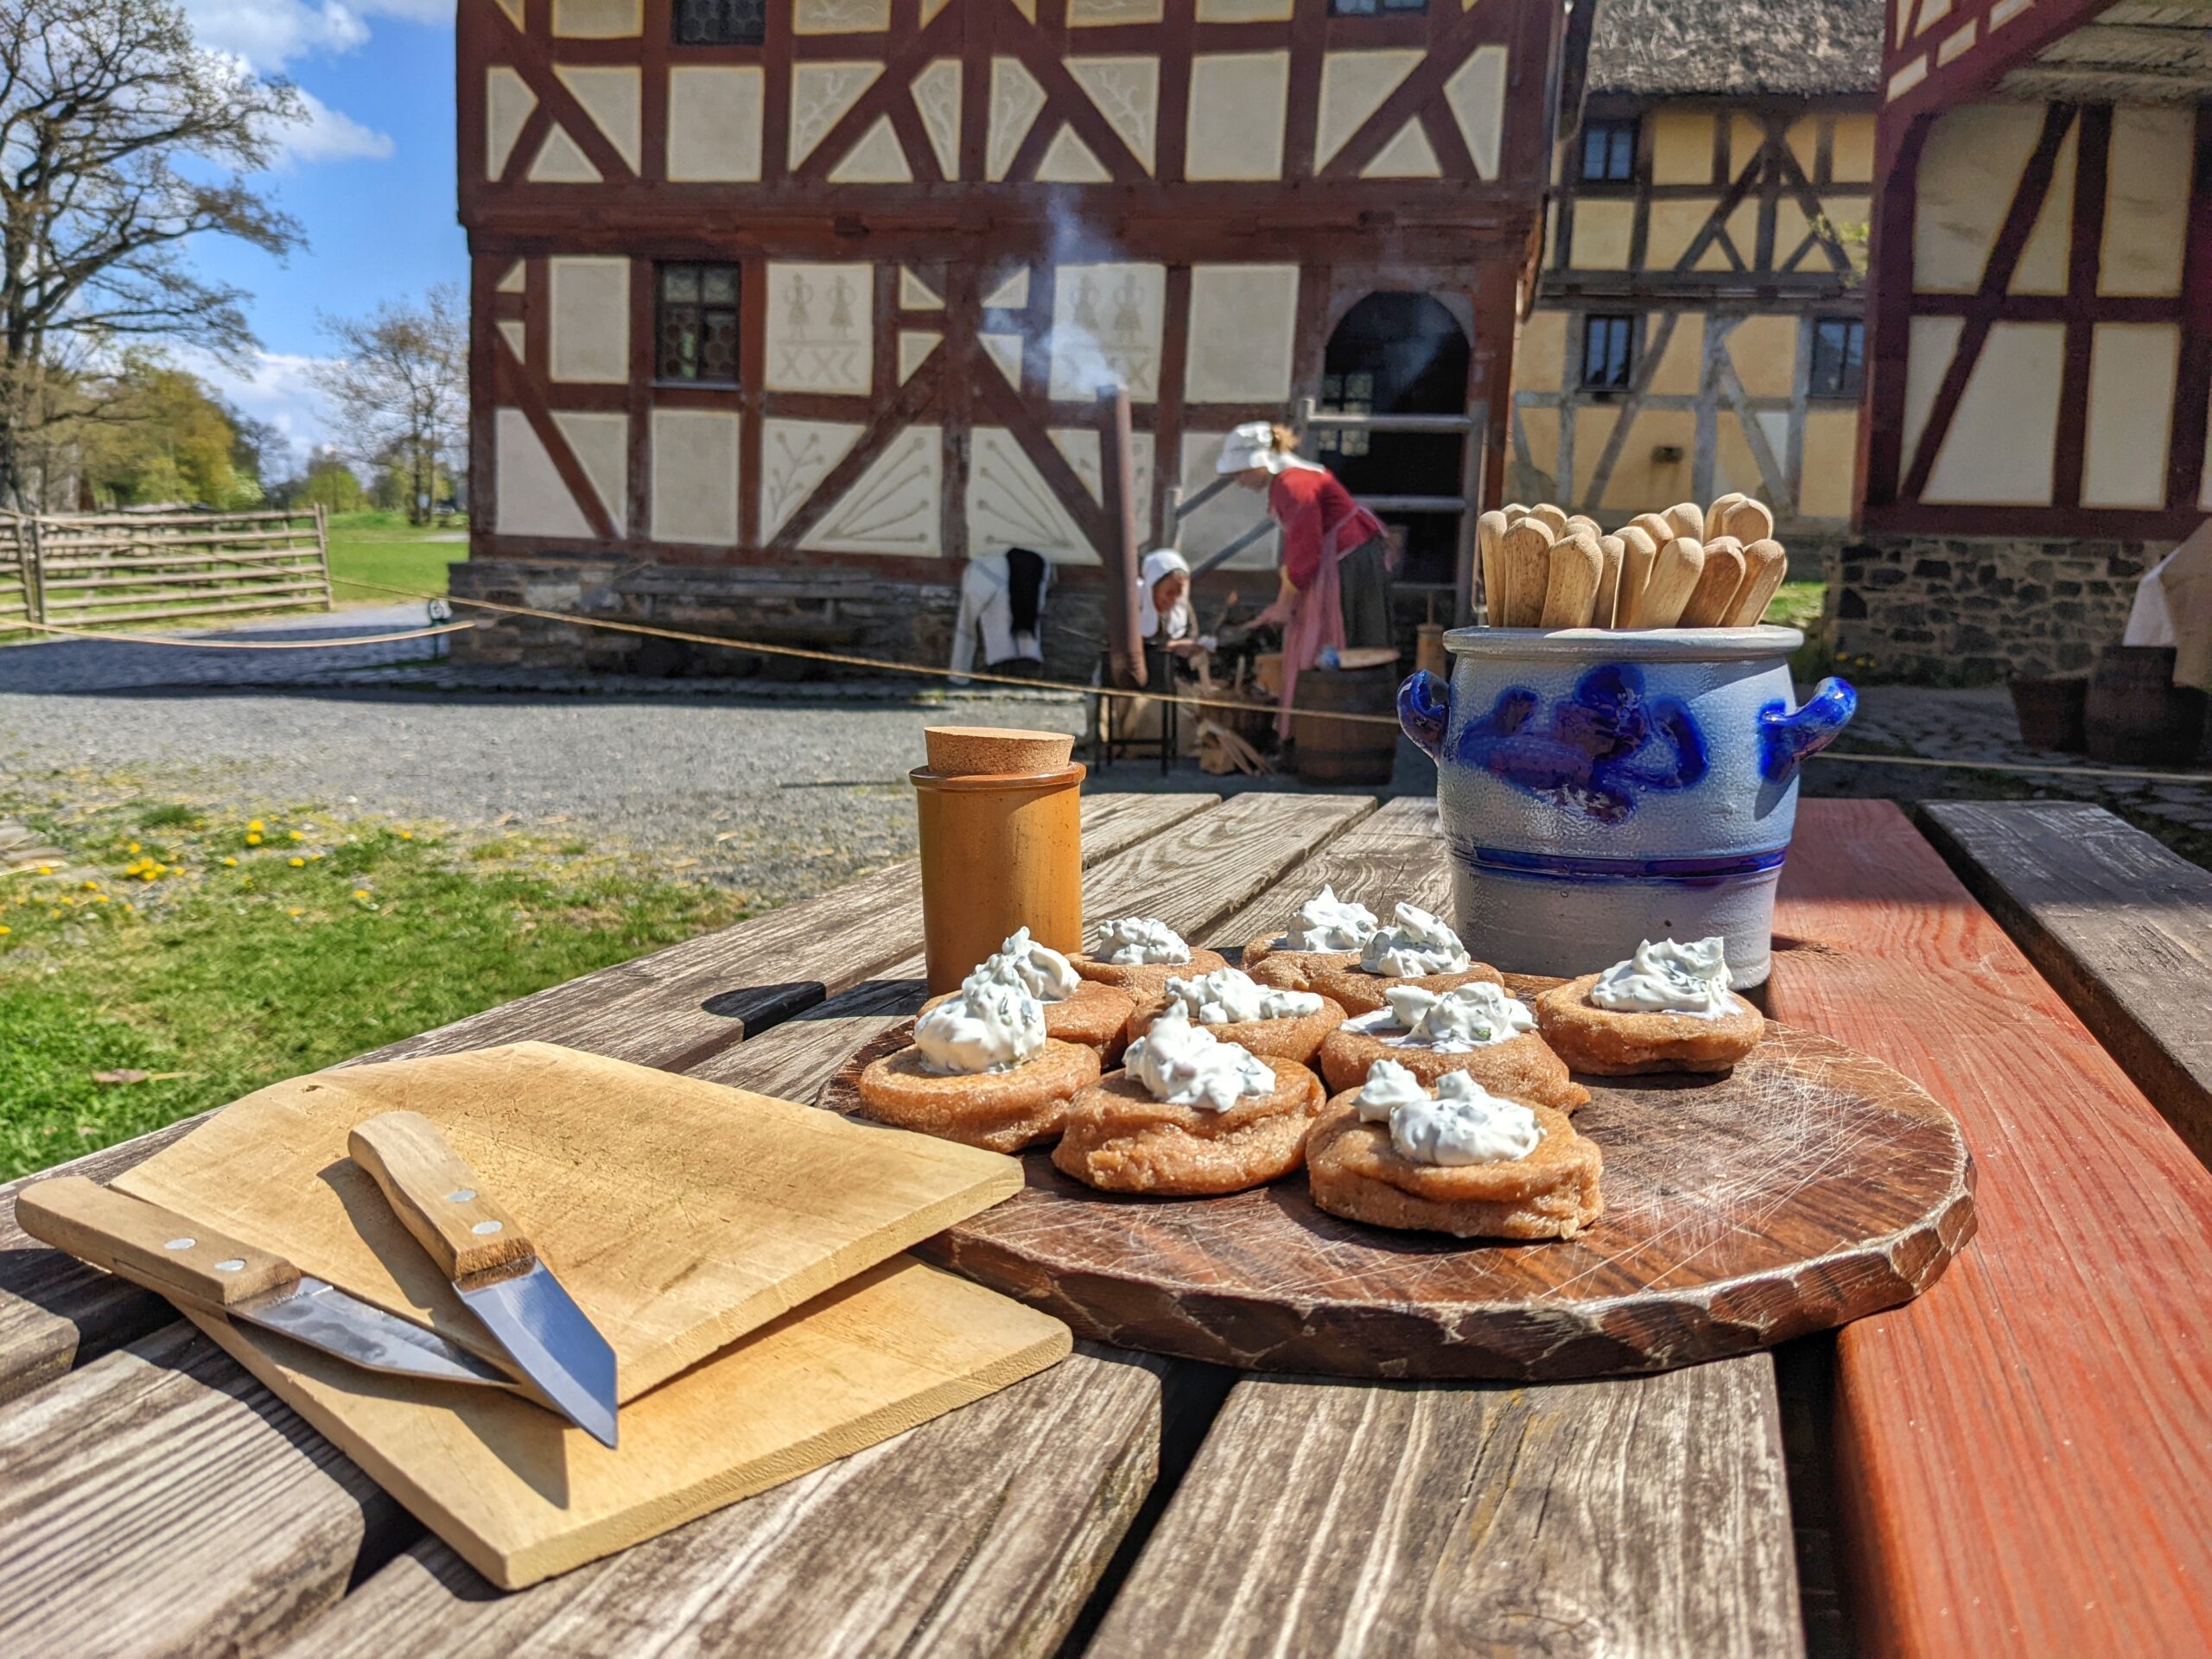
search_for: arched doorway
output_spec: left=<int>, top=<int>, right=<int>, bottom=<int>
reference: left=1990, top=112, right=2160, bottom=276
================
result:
left=1317, top=293, right=1471, bottom=588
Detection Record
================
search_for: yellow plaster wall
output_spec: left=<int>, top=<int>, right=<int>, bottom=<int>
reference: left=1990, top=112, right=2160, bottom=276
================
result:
left=1799, top=409, right=1858, bottom=518
left=1516, top=310, right=1567, bottom=392
left=1727, top=314, right=1799, bottom=398
left=1598, top=408, right=1694, bottom=512
left=1649, top=111, right=1713, bottom=185
left=1570, top=406, right=1618, bottom=502
left=1643, top=199, right=1714, bottom=270
left=1572, top=199, right=1636, bottom=269
left=1830, top=114, right=1874, bottom=183
left=1643, top=313, right=1704, bottom=396
left=1517, top=407, right=1560, bottom=494
left=1713, top=413, right=1770, bottom=502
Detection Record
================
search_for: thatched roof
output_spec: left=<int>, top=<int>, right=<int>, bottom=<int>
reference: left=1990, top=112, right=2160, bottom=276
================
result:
left=1582, top=0, right=1883, bottom=97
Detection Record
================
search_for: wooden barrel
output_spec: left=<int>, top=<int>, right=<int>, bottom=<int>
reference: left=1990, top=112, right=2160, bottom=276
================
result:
left=2007, top=676, right=2088, bottom=753
left=1294, top=664, right=1402, bottom=785
left=2086, top=646, right=2208, bottom=766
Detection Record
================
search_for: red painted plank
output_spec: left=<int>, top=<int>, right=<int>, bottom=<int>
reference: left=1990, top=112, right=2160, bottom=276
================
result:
left=1768, top=800, right=2212, bottom=1656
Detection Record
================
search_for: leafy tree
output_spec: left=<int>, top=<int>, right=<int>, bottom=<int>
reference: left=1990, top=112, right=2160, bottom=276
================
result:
left=73, top=356, right=240, bottom=505
left=298, top=454, right=362, bottom=512
left=0, top=0, right=305, bottom=505
left=313, top=285, right=466, bottom=525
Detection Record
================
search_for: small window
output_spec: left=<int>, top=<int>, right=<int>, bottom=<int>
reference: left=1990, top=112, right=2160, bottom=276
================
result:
left=1808, top=317, right=1866, bottom=398
left=657, top=263, right=741, bottom=384
left=673, top=0, right=764, bottom=47
left=1580, top=315, right=1637, bottom=391
left=1580, top=118, right=1637, bottom=183
left=1330, top=0, right=1427, bottom=14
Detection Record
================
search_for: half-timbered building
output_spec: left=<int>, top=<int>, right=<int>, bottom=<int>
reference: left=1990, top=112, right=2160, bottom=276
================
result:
left=1512, top=0, right=1881, bottom=537
left=454, top=0, right=1565, bottom=671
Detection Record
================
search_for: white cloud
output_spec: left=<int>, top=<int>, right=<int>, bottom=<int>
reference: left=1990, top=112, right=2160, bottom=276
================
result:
left=353, top=0, right=454, bottom=21
left=276, top=89, right=395, bottom=165
left=189, top=350, right=341, bottom=471
left=182, top=0, right=369, bottom=73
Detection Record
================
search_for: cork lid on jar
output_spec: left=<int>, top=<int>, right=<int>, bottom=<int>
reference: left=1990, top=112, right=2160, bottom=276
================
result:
left=922, top=726, right=1076, bottom=779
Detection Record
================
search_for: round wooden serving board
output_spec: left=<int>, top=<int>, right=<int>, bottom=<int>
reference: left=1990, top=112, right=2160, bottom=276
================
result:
left=821, top=1015, right=1977, bottom=1381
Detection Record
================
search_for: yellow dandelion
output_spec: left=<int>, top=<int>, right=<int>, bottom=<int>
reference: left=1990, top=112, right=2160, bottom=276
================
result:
left=308, top=851, right=323, bottom=861
left=248, top=820, right=264, bottom=832
left=123, top=902, right=135, bottom=912
left=0, top=925, right=10, bottom=935
left=127, top=842, right=140, bottom=854
left=398, top=830, right=413, bottom=840
left=245, top=832, right=263, bottom=846
left=288, top=907, right=303, bottom=918
left=82, top=880, right=99, bottom=892
left=353, top=888, right=371, bottom=900
left=289, top=856, right=306, bottom=868
left=289, top=830, right=305, bottom=842
left=222, top=856, right=238, bottom=868
left=60, top=895, right=74, bottom=906
left=36, top=864, right=52, bottom=875
left=94, top=894, right=109, bottom=905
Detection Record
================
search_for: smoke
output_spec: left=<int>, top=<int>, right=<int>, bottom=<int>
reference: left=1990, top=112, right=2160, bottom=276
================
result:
left=1045, top=195, right=1121, bottom=397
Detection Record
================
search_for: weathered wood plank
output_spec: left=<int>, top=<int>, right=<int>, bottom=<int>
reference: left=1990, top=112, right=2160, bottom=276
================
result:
left=0, top=1323, right=407, bottom=1659
left=0, top=792, right=1211, bottom=1403
left=1770, top=799, right=2212, bottom=1656
left=270, top=1346, right=1161, bottom=1659
left=1086, top=1357, right=1802, bottom=1659
left=1919, top=800, right=2212, bottom=1166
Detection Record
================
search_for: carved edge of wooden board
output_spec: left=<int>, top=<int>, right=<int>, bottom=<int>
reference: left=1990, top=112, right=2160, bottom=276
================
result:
left=822, top=1018, right=1980, bottom=1382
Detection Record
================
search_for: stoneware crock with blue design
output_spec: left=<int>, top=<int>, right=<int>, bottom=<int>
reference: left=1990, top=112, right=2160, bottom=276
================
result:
left=1397, top=625, right=1854, bottom=988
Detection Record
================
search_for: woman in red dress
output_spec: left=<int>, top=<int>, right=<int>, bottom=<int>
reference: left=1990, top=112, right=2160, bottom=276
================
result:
left=1217, top=421, right=1394, bottom=734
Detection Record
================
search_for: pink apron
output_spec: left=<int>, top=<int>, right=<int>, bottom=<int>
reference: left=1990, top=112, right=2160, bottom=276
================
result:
left=1274, top=464, right=1386, bottom=737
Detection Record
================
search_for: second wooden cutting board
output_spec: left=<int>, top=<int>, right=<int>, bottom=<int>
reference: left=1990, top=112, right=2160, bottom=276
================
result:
left=114, top=1042, right=1022, bottom=1401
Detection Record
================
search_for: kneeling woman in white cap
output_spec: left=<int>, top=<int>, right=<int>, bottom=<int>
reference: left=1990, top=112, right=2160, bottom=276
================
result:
left=1217, top=421, right=1392, bottom=734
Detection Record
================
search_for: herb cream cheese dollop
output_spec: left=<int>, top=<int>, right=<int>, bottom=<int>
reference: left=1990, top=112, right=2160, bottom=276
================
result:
left=1161, top=967, right=1322, bottom=1026
left=1362, top=982, right=1535, bottom=1051
left=1094, top=916, right=1192, bottom=966
left=1359, top=903, right=1471, bottom=976
left=1587, top=937, right=1737, bottom=1018
left=1355, top=1061, right=1541, bottom=1166
left=914, top=978, right=1046, bottom=1075
left=1278, top=887, right=1379, bottom=952
left=1125, top=1007, right=1275, bottom=1112
left=970, top=926, right=1080, bottom=1001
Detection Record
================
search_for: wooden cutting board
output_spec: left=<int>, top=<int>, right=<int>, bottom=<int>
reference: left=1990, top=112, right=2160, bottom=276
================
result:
left=186, top=1255, right=1071, bottom=1589
left=116, top=1043, right=1022, bottom=1401
left=822, top=1014, right=1977, bottom=1380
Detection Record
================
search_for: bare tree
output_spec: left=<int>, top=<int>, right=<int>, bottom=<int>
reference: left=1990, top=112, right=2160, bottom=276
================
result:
left=0, top=0, right=304, bottom=506
left=313, top=284, right=467, bottom=524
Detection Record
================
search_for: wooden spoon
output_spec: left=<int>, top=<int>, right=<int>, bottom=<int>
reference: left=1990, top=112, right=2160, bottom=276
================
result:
left=1629, top=512, right=1676, bottom=552
left=1542, top=531, right=1604, bottom=629
left=1614, top=524, right=1660, bottom=626
left=1564, top=513, right=1603, bottom=540
left=1593, top=534, right=1626, bottom=628
left=1626, top=537, right=1705, bottom=628
left=1664, top=501, right=1705, bottom=542
left=1498, top=521, right=1554, bottom=627
left=1706, top=493, right=1747, bottom=536
left=1723, top=499, right=1776, bottom=544
left=1679, top=536, right=1746, bottom=626
left=1477, top=509, right=1511, bottom=625
left=1726, top=538, right=1789, bottom=625
left=1525, top=503, right=1568, bottom=539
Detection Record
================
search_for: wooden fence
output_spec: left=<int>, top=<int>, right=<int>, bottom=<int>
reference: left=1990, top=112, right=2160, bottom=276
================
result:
left=0, top=507, right=332, bottom=638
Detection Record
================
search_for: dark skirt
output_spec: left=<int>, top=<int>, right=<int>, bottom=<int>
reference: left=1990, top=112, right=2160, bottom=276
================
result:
left=1336, top=534, right=1394, bottom=649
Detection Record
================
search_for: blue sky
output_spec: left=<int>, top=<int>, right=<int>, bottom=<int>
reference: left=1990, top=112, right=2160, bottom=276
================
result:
left=181, top=0, right=467, bottom=467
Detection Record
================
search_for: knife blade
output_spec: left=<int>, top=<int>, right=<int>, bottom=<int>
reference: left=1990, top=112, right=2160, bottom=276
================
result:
left=347, top=1110, right=619, bottom=1448
left=16, top=1176, right=524, bottom=1392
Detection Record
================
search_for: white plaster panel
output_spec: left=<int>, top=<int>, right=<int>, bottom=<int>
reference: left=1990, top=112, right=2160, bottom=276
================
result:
left=2100, top=105, right=2191, bottom=298
left=1037, top=127, right=1111, bottom=183
left=1363, top=119, right=1440, bottom=179
left=899, top=329, right=942, bottom=383
left=795, top=0, right=889, bottom=31
left=1069, top=0, right=1161, bottom=20
left=495, top=319, right=525, bottom=360
left=2082, top=323, right=2180, bottom=509
left=667, top=66, right=763, bottom=182
left=1066, top=55, right=1160, bottom=173
left=984, top=268, right=1030, bottom=310
left=490, top=0, right=523, bottom=24
left=496, top=261, right=526, bottom=295
left=981, top=334, right=1026, bottom=388
left=900, top=269, right=944, bottom=310
left=968, top=428, right=1098, bottom=564
left=2011, top=122, right=2076, bottom=296
left=801, top=425, right=944, bottom=557
left=1902, top=315, right=1964, bottom=468
left=553, top=66, right=642, bottom=174
left=912, top=58, right=962, bottom=179
left=1176, top=432, right=1278, bottom=569
left=1445, top=43, right=1509, bottom=179
left=529, top=124, right=601, bottom=184
left=764, top=264, right=874, bottom=395
left=547, top=257, right=630, bottom=385
left=650, top=409, right=739, bottom=545
left=1185, top=53, right=1288, bottom=181
left=553, top=411, right=628, bottom=535
left=1048, top=263, right=1166, bottom=403
left=790, top=62, right=881, bottom=168
left=494, top=410, right=593, bottom=539
left=988, top=57, right=1046, bottom=182
left=829, top=113, right=913, bottom=183
left=1050, top=427, right=1155, bottom=515
left=1198, top=0, right=1291, bottom=16
left=760, top=419, right=864, bottom=541
left=551, top=0, right=639, bottom=37
left=486, top=67, right=536, bottom=180
left=1923, top=321, right=2063, bottom=504
left=1316, top=50, right=1421, bottom=172
left=1185, top=264, right=1299, bottom=404
left=1912, top=103, right=2044, bottom=292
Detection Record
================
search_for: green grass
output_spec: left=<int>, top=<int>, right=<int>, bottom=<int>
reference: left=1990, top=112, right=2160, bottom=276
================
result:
left=0, top=794, right=754, bottom=1180
left=324, top=510, right=462, bottom=603
left=1764, top=581, right=1826, bottom=632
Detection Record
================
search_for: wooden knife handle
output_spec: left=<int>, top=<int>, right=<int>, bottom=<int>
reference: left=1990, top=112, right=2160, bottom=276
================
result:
left=347, top=1112, right=534, bottom=1280
left=16, top=1177, right=298, bottom=1308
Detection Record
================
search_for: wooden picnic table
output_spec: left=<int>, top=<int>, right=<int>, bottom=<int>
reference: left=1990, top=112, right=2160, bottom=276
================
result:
left=2, top=790, right=2209, bottom=1657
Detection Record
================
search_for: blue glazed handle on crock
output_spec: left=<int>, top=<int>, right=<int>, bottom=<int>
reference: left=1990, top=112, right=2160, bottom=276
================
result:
left=1399, top=670, right=1450, bottom=760
left=1759, top=677, right=1857, bottom=783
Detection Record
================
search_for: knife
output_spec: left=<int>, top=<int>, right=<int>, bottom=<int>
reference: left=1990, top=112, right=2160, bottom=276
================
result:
left=347, top=1111, right=619, bottom=1449
left=16, top=1176, right=524, bottom=1394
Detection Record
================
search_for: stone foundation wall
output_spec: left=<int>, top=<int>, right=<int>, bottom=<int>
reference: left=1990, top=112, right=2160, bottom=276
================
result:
left=1826, top=537, right=2167, bottom=685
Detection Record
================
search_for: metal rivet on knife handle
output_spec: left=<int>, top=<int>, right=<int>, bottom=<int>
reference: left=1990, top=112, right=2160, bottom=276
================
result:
left=15, top=1177, right=301, bottom=1309
left=346, top=1111, right=535, bottom=1281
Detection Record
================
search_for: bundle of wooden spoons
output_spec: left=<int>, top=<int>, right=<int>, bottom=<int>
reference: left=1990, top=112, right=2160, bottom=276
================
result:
left=1478, top=497, right=1789, bottom=631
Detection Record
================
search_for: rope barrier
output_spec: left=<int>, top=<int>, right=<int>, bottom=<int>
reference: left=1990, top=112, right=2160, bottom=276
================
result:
left=55, top=572, right=2191, bottom=789
left=16, top=617, right=477, bottom=651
